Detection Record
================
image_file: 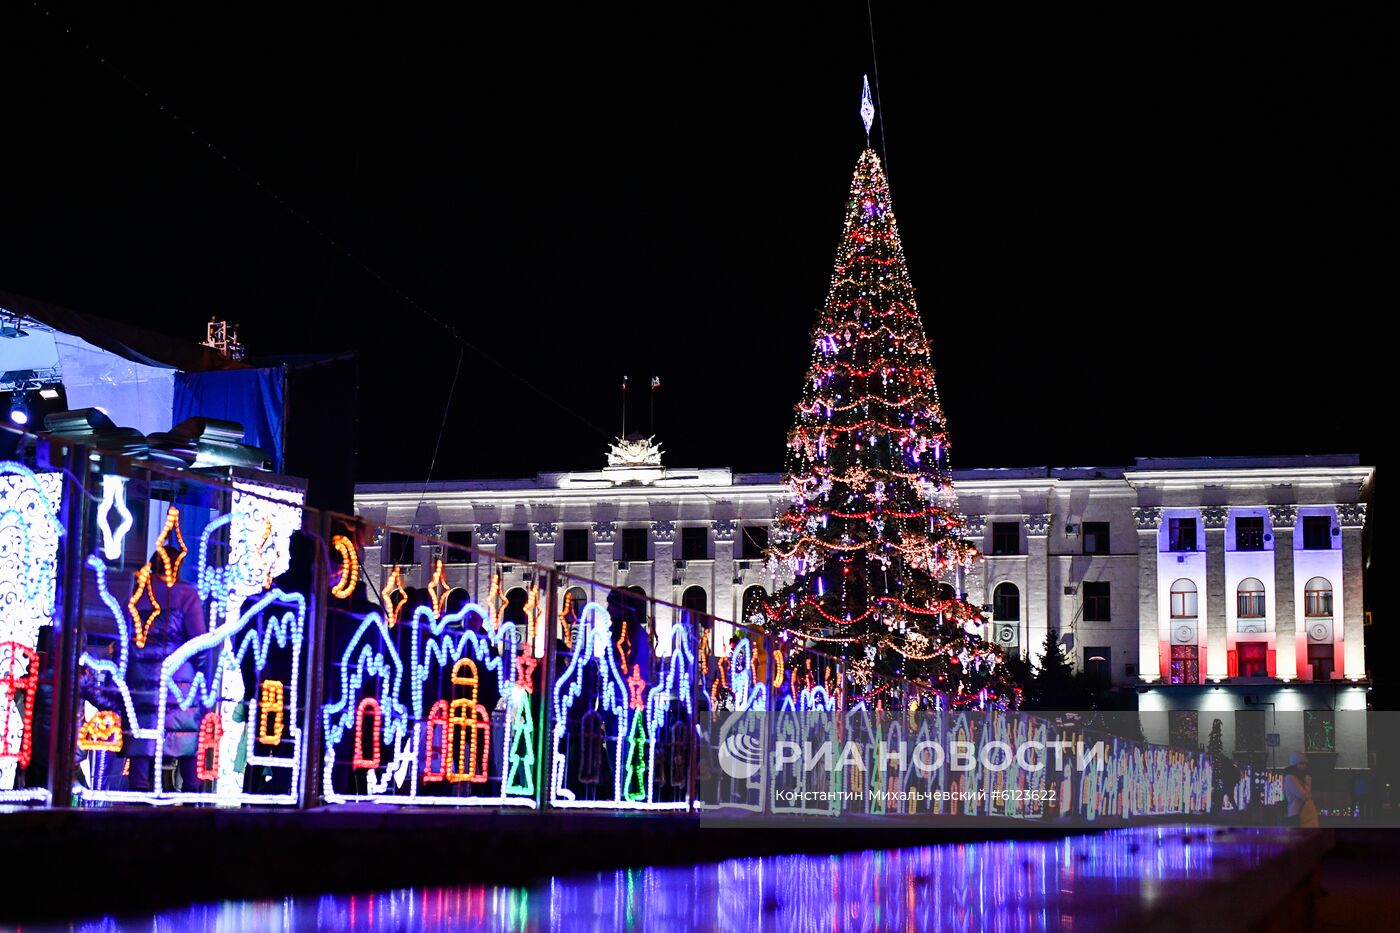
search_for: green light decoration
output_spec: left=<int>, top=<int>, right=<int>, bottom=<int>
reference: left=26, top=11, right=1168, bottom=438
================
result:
left=503, top=687, right=537, bottom=797
left=623, top=710, right=649, bottom=802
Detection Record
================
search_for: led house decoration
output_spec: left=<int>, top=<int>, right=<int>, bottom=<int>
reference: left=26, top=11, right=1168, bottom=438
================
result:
left=73, top=480, right=307, bottom=805
left=0, top=462, right=63, bottom=800
left=322, top=588, right=545, bottom=807
left=549, top=601, right=693, bottom=810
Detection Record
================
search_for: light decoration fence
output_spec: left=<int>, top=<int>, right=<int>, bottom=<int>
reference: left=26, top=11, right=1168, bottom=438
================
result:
left=0, top=430, right=1250, bottom=821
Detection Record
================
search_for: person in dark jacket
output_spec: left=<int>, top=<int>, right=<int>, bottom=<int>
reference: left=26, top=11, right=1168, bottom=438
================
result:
left=125, top=548, right=207, bottom=792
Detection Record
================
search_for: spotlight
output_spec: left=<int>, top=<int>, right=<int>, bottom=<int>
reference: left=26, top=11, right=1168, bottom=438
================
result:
left=39, top=387, right=60, bottom=400
left=8, top=392, right=31, bottom=426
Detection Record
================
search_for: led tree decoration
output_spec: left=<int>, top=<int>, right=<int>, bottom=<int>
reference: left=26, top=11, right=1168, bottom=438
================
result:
left=763, top=92, right=1018, bottom=707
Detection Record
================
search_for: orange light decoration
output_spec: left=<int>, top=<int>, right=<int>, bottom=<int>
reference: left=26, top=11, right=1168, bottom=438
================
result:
left=77, top=710, right=123, bottom=752
left=626, top=664, right=647, bottom=710
left=153, top=506, right=188, bottom=585
left=330, top=534, right=358, bottom=599
left=559, top=591, right=575, bottom=649
left=522, top=583, right=540, bottom=649
left=196, top=711, right=222, bottom=781
left=258, top=679, right=285, bottom=745
left=772, top=648, right=785, bottom=689
left=447, top=658, right=489, bottom=783
left=256, top=518, right=276, bottom=589
left=485, top=573, right=505, bottom=631
left=381, top=565, right=408, bottom=627
left=128, top=563, right=161, bottom=648
left=353, top=697, right=383, bottom=769
left=427, top=558, right=449, bottom=617
left=615, top=620, right=632, bottom=670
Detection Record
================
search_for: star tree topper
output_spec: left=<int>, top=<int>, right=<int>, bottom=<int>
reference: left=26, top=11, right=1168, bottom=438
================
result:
left=860, top=75, right=875, bottom=140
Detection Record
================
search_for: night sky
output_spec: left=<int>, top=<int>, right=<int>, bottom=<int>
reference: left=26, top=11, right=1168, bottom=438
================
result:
left=1, top=5, right=1386, bottom=486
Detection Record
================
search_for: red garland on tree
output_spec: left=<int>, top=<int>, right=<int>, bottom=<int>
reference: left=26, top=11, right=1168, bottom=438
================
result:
left=762, top=147, right=1019, bottom=709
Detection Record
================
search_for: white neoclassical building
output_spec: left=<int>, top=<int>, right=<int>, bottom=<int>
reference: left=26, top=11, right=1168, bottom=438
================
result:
left=355, top=441, right=1373, bottom=771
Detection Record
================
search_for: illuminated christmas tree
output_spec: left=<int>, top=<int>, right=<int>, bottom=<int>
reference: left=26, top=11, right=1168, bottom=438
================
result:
left=764, top=84, right=1018, bottom=707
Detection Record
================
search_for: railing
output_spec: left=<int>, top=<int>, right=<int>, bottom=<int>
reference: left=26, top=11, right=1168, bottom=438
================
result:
left=0, top=428, right=1223, bottom=822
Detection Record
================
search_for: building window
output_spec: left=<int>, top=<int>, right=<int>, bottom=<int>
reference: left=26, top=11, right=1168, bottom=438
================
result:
left=386, top=532, right=416, bottom=566
left=1082, top=521, right=1110, bottom=555
left=991, top=522, right=1020, bottom=556
left=1236, top=577, right=1265, bottom=618
left=1302, top=515, right=1333, bottom=550
left=1235, top=516, right=1265, bottom=551
left=1170, top=578, right=1198, bottom=619
left=742, top=585, right=768, bottom=627
left=1304, top=710, right=1335, bottom=753
left=1304, top=577, right=1332, bottom=617
left=1167, top=517, right=1197, bottom=552
left=1170, top=645, right=1199, bottom=684
left=739, top=525, right=769, bottom=560
left=1168, top=710, right=1199, bottom=749
left=1234, top=710, right=1266, bottom=753
left=1084, top=647, right=1111, bottom=688
left=561, top=528, right=589, bottom=563
left=444, top=530, right=475, bottom=564
left=681, top=585, right=707, bottom=619
left=1082, top=581, right=1110, bottom=621
left=992, top=582, right=1020, bottom=621
left=1237, top=641, right=1268, bottom=678
left=503, top=530, right=530, bottom=562
left=1307, top=643, right=1335, bottom=681
left=681, top=526, right=709, bottom=561
left=621, top=528, right=649, bottom=563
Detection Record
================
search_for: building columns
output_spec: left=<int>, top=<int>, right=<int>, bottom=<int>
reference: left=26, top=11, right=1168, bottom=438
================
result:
left=1339, top=503, right=1367, bottom=681
left=1025, top=513, right=1050, bottom=667
left=1204, top=507, right=1228, bottom=681
left=1269, top=506, right=1297, bottom=680
left=1133, top=507, right=1162, bottom=681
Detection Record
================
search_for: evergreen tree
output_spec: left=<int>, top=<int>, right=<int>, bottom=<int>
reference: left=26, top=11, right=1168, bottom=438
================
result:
left=763, top=146, right=1017, bottom=707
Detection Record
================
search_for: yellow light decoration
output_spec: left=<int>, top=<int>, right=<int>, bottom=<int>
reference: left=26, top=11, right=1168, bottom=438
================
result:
left=77, top=710, right=123, bottom=752
left=152, top=506, right=188, bottom=586
left=381, top=565, right=408, bottom=627
left=128, top=563, right=160, bottom=648
left=330, top=534, right=358, bottom=599
left=427, top=558, right=449, bottom=617
left=258, top=679, right=285, bottom=745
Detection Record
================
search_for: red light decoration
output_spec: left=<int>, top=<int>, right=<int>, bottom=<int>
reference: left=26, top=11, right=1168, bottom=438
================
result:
left=0, top=642, right=40, bottom=768
left=626, top=664, right=647, bottom=710
left=353, top=697, right=383, bottom=769
left=196, top=711, right=222, bottom=782
left=514, top=651, right=538, bottom=693
left=423, top=699, right=449, bottom=782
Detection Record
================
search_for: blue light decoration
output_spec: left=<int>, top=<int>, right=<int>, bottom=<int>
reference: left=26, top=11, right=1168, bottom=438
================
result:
left=73, top=478, right=308, bottom=805
left=319, top=587, right=545, bottom=807
left=548, top=602, right=694, bottom=810
left=0, top=462, right=63, bottom=801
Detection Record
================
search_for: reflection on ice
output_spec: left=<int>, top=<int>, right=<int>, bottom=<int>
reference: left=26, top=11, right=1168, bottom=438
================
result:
left=67, top=826, right=1297, bottom=933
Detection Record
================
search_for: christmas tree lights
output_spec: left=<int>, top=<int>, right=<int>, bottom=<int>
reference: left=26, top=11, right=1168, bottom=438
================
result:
left=763, top=148, right=1017, bottom=708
